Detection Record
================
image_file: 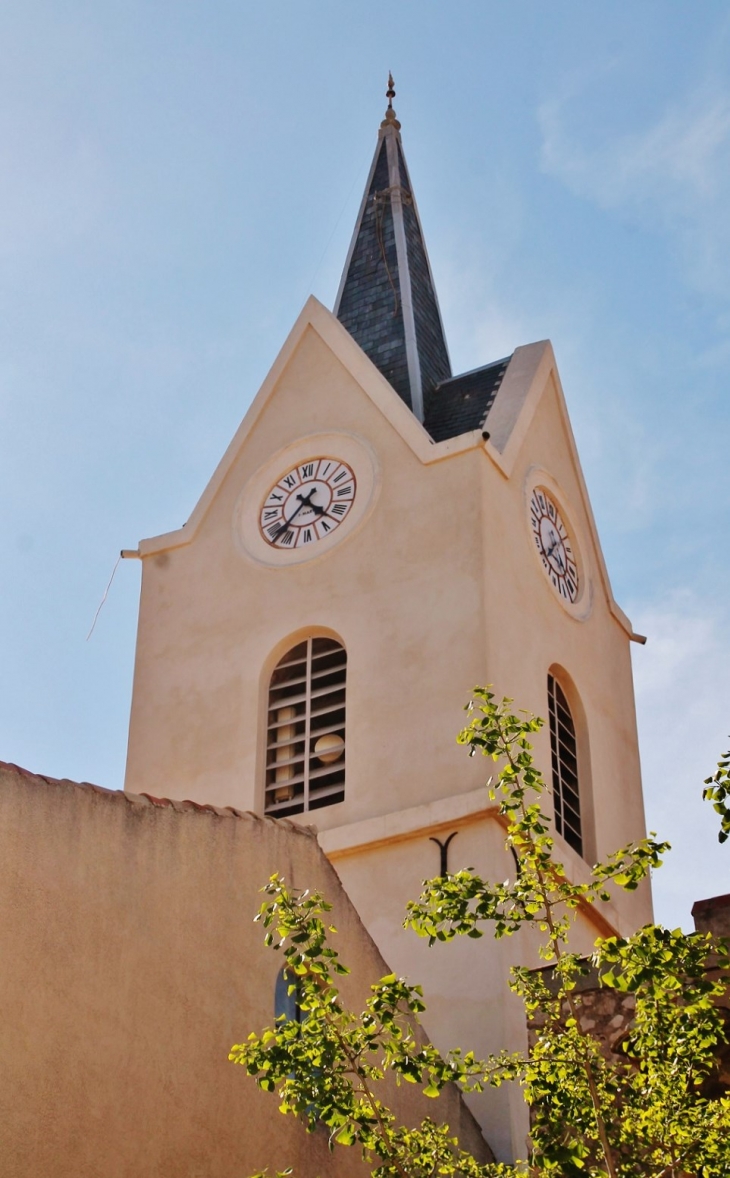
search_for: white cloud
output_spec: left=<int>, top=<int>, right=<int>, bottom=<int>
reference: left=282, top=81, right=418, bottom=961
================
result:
left=630, top=591, right=730, bottom=929
left=539, top=83, right=730, bottom=297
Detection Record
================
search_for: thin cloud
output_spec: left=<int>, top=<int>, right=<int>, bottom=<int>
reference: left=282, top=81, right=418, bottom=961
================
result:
left=631, top=591, right=730, bottom=928
left=539, top=84, right=730, bottom=298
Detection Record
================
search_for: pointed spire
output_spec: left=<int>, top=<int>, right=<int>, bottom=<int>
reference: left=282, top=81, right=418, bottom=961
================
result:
left=334, top=78, right=451, bottom=421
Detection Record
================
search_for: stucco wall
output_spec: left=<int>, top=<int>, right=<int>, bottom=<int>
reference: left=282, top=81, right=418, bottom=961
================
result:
left=0, top=762, right=490, bottom=1177
left=121, top=303, right=653, bottom=1161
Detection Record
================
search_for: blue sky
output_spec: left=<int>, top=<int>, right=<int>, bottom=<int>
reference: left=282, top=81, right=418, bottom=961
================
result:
left=1, top=1, right=728, bottom=927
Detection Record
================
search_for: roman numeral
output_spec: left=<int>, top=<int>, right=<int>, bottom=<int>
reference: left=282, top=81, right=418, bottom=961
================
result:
left=331, top=503, right=347, bottom=516
left=331, top=469, right=348, bottom=484
left=318, top=461, right=334, bottom=479
left=300, top=463, right=314, bottom=479
left=268, top=492, right=284, bottom=503
left=263, top=509, right=279, bottom=521
left=302, top=528, right=313, bottom=543
left=336, top=485, right=353, bottom=497
left=266, top=524, right=280, bottom=539
left=278, top=530, right=294, bottom=546
left=317, top=519, right=332, bottom=535
left=283, top=474, right=297, bottom=489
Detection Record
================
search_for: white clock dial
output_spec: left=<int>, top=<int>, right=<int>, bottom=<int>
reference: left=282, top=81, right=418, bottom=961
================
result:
left=529, top=487, right=579, bottom=603
left=259, top=458, right=357, bottom=550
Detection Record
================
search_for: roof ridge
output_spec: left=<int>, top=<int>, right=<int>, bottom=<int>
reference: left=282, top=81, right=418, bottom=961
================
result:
left=435, top=355, right=512, bottom=388
left=0, top=760, right=316, bottom=836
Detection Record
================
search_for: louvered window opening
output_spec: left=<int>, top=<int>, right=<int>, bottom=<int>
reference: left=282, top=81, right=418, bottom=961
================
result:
left=264, top=637, right=346, bottom=817
left=548, top=674, right=582, bottom=856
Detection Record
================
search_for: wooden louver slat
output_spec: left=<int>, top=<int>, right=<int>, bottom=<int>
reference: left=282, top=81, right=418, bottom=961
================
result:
left=264, top=636, right=346, bottom=817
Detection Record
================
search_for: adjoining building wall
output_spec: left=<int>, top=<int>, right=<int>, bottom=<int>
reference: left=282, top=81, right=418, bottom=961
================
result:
left=0, top=762, right=491, bottom=1178
left=693, top=893, right=730, bottom=940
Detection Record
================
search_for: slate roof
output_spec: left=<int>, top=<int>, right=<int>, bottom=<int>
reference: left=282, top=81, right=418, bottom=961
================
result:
left=396, top=141, right=452, bottom=398
left=424, top=356, right=512, bottom=443
left=336, top=92, right=513, bottom=445
left=335, top=103, right=451, bottom=417
left=336, top=138, right=413, bottom=409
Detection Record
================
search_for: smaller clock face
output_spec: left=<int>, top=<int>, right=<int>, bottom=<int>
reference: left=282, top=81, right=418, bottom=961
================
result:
left=260, top=458, right=357, bottom=549
left=529, top=488, right=579, bottom=603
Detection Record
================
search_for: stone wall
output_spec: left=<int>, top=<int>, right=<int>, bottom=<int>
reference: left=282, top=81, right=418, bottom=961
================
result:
left=526, top=966, right=635, bottom=1065
left=692, top=892, right=730, bottom=940
left=527, top=898, right=730, bottom=1104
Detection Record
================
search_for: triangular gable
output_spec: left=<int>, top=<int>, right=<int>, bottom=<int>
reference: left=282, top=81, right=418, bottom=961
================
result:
left=137, top=297, right=479, bottom=557
left=483, top=340, right=637, bottom=640
left=135, top=297, right=638, bottom=640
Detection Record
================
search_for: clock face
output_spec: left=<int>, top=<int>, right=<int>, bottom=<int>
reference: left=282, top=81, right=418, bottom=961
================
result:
left=259, top=458, right=357, bottom=550
left=529, top=487, right=579, bottom=603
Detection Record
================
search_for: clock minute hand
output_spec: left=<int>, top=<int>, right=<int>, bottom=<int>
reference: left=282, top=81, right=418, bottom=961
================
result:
left=273, top=489, right=319, bottom=537
left=545, top=536, right=559, bottom=560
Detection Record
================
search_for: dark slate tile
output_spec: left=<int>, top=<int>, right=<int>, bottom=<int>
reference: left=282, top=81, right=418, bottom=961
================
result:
left=424, top=358, right=512, bottom=443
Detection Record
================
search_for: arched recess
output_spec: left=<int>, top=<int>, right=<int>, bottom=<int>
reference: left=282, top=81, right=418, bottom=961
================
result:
left=263, top=631, right=347, bottom=818
left=274, top=967, right=301, bottom=1025
left=547, top=665, right=595, bottom=862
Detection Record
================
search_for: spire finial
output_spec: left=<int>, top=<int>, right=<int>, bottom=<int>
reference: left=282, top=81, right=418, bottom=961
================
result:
left=381, top=72, right=401, bottom=131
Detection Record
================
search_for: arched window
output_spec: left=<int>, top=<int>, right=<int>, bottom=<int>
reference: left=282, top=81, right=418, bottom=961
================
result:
left=264, top=636, right=346, bottom=817
left=274, top=968, right=301, bottom=1025
left=274, top=968, right=321, bottom=1116
left=547, top=673, right=582, bottom=856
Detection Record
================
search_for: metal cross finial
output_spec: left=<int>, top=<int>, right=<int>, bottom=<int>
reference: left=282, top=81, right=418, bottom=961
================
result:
left=381, top=72, right=401, bottom=130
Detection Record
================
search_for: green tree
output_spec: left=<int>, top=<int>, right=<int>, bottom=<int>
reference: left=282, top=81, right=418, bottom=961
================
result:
left=703, top=745, right=730, bottom=844
left=231, top=691, right=730, bottom=1177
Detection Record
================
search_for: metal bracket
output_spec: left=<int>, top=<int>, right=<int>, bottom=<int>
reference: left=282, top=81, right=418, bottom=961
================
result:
left=429, top=831, right=458, bottom=877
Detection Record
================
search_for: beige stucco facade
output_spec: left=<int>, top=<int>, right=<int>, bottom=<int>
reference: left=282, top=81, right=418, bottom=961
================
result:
left=0, top=760, right=489, bottom=1176
left=123, top=296, right=652, bottom=1160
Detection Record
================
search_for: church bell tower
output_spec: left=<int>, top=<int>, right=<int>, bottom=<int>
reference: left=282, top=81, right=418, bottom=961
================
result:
left=124, top=81, right=652, bottom=1162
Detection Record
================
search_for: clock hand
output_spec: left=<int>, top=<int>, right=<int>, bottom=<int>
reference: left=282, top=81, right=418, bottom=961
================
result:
left=544, top=533, right=568, bottom=576
left=273, top=489, right=320, bottom=538
left=545, top=535, right=560, bottom=559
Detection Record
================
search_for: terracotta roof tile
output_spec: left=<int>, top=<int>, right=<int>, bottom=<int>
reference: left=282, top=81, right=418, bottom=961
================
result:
left=0, top=761, right=316, bottom=837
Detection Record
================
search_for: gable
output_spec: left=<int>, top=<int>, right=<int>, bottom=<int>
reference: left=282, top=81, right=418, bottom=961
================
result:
left=482, top=341, right=637, bottom=639
left=131, top=296, right=636, bottom=640
left=137, top=297, right=465, bottom=558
